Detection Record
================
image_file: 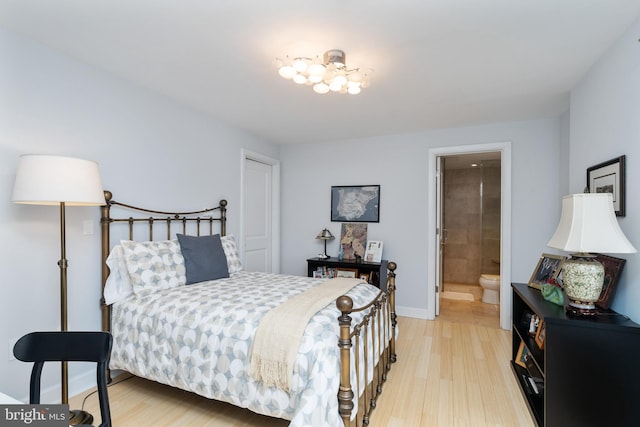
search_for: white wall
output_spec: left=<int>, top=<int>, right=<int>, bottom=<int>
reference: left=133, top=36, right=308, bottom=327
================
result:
left=279, top=118, right=563, bottom=317
left=0, top=28, right=279, bottom=401
left=568, top=17, right=640, bottom=321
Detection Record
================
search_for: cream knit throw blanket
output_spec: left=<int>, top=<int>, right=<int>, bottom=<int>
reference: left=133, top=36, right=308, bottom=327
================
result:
left=248, top=277, right=363, bottom=391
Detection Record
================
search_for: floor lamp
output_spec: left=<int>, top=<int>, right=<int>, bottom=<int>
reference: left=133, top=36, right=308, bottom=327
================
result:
left=12, top=154, right=105, bottom=424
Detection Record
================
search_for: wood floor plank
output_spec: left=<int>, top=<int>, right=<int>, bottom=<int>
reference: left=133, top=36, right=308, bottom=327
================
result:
left=71, top=302, right=535, bottom=426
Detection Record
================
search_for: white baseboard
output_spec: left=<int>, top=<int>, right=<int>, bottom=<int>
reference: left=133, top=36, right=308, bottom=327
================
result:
left=396, top=305, right=430, bottom=320
left=35, top=369, right=97, bottom=404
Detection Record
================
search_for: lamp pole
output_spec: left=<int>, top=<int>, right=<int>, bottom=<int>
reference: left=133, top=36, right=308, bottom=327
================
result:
left=58, top=202, right=69, bottom=404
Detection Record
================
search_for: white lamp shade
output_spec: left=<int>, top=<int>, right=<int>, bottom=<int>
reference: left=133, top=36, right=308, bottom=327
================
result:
left=547, top=193, right=636, bottom=254
left=12, top=155, right=105, bottom=206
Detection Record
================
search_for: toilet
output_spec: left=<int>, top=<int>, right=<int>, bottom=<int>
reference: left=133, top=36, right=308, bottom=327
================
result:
left=479, top=274, right=500, bottom=304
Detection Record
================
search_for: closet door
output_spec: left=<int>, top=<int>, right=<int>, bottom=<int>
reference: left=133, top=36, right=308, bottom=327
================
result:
left=243, top=158, right=273, bottom=272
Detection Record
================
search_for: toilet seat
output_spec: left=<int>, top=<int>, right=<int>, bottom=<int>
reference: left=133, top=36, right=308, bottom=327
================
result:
left=480, top=274, right=500, bottom=283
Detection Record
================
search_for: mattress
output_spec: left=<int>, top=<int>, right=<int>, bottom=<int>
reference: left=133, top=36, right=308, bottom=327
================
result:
left=109, top=271, right=383, bottom=427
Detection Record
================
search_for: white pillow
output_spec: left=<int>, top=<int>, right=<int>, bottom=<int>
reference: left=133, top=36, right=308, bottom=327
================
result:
left=103, top=245, right=133, bottom=305
left=221, top=234, right=243, bottom=273
left=121, top=239, right=186, bottom=296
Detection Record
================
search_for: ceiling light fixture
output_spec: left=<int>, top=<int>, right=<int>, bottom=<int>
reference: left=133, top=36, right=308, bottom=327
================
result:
left=275, top=49, right=372, bottom=95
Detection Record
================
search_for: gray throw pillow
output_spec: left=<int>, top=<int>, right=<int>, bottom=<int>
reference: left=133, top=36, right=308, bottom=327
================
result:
left=177, top=234, right=229, bottom=285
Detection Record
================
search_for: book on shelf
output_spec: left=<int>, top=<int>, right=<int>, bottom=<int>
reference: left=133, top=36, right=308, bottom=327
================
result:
left=521, top=373, right=544, bottom=396
left=522, top=355, right=544, bottom=396
left=313, top=266, right=336, bottom=278
left=524, top=354, right=543, bottom=382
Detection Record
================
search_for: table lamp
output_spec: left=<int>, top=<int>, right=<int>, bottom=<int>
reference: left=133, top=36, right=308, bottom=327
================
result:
left=12, top=154, right=105, bottom=424
left=547, top=193, right=636, bottom=316
left=315, top=228, right=334, bottom=259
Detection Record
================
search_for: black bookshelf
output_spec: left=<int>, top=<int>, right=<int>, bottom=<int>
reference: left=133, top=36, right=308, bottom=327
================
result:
left=511, top=283, right=640, bottom=427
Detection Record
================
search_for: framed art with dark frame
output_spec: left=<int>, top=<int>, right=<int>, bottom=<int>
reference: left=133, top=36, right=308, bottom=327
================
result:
left=331, top=185, right=380, bottom=222
left=595, top=253, right=626, bottom=310
left=587, top=155, right=626, bottom=216
left=528, top=253, right=565, bottom=290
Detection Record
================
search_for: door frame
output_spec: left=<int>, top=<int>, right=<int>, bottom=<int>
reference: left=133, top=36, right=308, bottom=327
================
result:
left=435, top=156, right=443, bottom=316
left=240, top=149, right=281, bottom=273
left=427, top=142, right=512, bottom=330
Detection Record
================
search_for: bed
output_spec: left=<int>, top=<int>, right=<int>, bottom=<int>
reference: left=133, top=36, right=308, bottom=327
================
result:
left=99, top=191, right=397, bottom=427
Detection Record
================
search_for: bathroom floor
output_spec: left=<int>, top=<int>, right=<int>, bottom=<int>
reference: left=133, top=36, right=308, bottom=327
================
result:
left=439, top=282, right=499, bottom=329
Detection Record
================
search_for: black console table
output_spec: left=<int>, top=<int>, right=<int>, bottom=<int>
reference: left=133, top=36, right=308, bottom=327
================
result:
left=307, top=257, right=388, bottom=290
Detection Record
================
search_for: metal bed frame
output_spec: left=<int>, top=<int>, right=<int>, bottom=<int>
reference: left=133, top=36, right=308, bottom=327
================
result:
left=99, top=190, right=397, bottom=426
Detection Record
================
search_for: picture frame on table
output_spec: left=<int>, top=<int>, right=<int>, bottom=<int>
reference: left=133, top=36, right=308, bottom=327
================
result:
left=340, top=223, right=368, bottom=260
left=528, top=253, right=566, bottom=290
left=331, top=185, right=380, bottom=223
left=364, top=240, right=383, bottom=263
left=534, top=320, right=546, bottom=350
left=587, top=155, right=626, bottom=216
left=595, top=253, right=626, bottom=310
left=528, top=314, right=540, bottom=336
left=515, top=341, right=529, bottom=368
left=336, top=268, right=358, bottom=278
left=520, top=311, right=534, bottom=331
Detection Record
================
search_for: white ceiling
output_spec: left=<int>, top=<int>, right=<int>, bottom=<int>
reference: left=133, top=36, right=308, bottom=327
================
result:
left=2, top=1, right=640, bottom=145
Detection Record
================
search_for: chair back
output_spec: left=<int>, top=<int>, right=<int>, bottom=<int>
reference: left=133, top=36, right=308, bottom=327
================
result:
left=13, top=331, right=113, bottom=427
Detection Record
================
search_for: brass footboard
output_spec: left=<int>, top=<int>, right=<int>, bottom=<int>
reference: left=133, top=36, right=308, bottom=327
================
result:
left=337, top=261, right=397, bottom=427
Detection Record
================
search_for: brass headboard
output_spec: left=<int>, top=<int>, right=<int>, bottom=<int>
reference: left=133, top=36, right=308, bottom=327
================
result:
left=99, top=190, right=228, bottom=333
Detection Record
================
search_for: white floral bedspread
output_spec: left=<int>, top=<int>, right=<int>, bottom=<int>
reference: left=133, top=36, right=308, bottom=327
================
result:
left=109, top=271, right=384, bottom=426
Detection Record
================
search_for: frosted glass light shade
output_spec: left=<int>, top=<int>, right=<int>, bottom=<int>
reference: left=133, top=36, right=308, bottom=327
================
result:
left=12, top=155, right=105, bottom=206
left=313, top=83, right=330, bottom=94
left=292, top=58, right=308, bottom=72
left=547, top=193, right=636, bottom=254
left=307, top=63, right=326, bottom=77
left=278, top=65, right=295, bottom=79
left=293, top=74, right=307, bottom=84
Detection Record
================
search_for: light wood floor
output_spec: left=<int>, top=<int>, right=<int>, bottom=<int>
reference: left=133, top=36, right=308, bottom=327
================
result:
left=439, top=283, right=500, bottom=329
left=71, top=310, right=534, bottom=426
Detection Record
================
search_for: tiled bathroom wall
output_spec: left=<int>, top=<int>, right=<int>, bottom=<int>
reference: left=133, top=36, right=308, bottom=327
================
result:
left=443, top=163, right=501, bottom=285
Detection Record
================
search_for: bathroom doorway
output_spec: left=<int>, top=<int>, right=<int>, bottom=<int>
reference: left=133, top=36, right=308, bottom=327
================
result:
left=427, top=142, right=512, bottom=330
left=438, top=152, right=501, bottom=328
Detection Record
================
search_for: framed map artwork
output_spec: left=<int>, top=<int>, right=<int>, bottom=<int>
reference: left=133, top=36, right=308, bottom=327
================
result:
left=331, top=185, right=380, bottom=222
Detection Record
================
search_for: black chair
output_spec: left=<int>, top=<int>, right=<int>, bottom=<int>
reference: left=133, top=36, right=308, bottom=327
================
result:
left=13, top=331, right=113, bottom=427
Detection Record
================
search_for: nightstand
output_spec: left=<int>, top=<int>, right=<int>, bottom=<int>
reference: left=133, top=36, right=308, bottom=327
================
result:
left=307, top=257, right=388, bottom=290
